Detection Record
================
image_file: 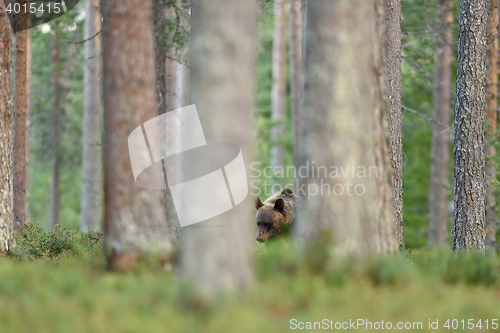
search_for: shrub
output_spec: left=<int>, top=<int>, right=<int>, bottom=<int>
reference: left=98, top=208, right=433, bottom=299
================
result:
left=9, top=223, right=102, bottom=261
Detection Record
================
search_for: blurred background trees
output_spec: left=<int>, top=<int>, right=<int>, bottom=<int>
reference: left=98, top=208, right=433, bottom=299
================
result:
left=0, top=0, right=496, bottom=254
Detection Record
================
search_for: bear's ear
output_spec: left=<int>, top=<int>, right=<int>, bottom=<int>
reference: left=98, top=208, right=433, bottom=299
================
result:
left=255, top=197, right=264, bottom=210
left=274, top=198, right=285, bottom=211
left=284, top=188, right=293, bottom=195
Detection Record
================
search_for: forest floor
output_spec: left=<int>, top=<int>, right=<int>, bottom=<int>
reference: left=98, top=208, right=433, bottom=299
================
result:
left=1, top=224, right=500, bottom=333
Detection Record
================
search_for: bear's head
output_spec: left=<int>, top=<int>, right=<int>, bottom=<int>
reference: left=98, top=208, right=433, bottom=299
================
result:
left=254, top=188, right=296, bottom=243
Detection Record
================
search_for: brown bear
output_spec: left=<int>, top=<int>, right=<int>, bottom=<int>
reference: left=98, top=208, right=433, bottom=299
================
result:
left=254, top=188, right=299, bottom=243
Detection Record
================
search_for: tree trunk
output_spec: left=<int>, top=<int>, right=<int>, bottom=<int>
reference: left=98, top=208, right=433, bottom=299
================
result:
left=289, top=0, right=303, bottom=174
left=25, top=30, right=31, bottom=225
left=13, top=6, right=28, bottom=231
left=270, top=0, right=287, bottom=170
left=294, top=0, right=378, bottom=256
left=49, top=28, right=61, bottom=229
left=429, top=0, right=453, bottom=248
left=102, top=0, right=175, bottom=268
left=153, top=0, right=182, bottom=239
left=386, top=0, right=405, bottom=251
left=179, top=0, right=256, bottom=298
left=452, top=0, right=488, bottom=252
left=81, top=0, right=103, bottom=233
left=373, top=0, right=399, bottom=254
left=486, top=0, right=499, bottom=252
left=0, top=1, right=15, bottom=253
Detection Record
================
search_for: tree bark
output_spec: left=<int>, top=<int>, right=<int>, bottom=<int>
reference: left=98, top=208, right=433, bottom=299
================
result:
left=373, top=0, right=399, bottom=254
left=429, top=0, right=453, bottom=248
left=386, top=0, right=405, bottom=251
left=49, top=28, right=61, bottom=229
left=102, top=0, right=175, bottom=267
left=270, top=0, right=287, bottom=170
left=25, top=30, right=31, bottom=225
left=452, top=0, right=488, bottom=252
left=179, top=0, right=256, bottom=298
left=81, top=0, right=103, bottom=233
left=0, top=1, right=15, bottom=253
left=289, top=0, right=303, bottom=174
left=13, top=5, right=28, bottom=231
left=294, top=0, right=378, bottom=256
left=485, top=0, right=499, bottom=252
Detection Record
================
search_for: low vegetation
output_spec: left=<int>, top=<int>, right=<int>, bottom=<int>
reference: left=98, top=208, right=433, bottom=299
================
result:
left=1, top=225, right=500, bottom=333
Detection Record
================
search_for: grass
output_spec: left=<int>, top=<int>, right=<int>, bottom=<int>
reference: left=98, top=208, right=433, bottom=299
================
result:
left=1, top=226, right=500, bottom=332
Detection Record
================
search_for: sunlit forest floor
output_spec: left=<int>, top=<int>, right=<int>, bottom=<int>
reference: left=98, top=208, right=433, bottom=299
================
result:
left=1, top=225, right=500, bottom=333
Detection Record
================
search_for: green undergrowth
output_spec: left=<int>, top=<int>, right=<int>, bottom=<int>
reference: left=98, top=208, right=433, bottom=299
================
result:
left=1, top=229, right=500, bottom=332
left=9, top=223, right=102, bottom=261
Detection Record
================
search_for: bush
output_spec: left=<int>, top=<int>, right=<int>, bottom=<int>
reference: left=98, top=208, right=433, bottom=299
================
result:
left=9, top=223, right=102, bottom=261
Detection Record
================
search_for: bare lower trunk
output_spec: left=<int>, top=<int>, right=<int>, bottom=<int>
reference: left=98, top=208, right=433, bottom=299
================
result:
left=373, top=0, right=398, bottom=254
left=102, top=0, right=175, bottom=267
left=13, top=8, right=28, bottom=231
left=289, top=0, right=303, bottom=174
left=0, top=2, right=14, bottom=253
left=81, top=0, right=102, bottom=233
left=294, top=0, right=378, bottom=256
left=429, top=0, right=453, bottom=248
left=50, top=28, right=61, bottom=229
left=270, top=0, right=287, bottom=170
left=179, top=0, right=256, bottom=299
left=386, top=0, right=405, bottom=251
left=452, top=0, right=488, bottom=252
left=485, top=0, right=498, bottom=252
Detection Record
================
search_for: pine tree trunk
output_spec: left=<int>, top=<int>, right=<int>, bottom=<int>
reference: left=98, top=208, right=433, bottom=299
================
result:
left=13, top=7, right=28, bottom=231
left=179, top=0, right=256, bottom=298
left=289, top=0, right=303, bottom=174
left=485, top=0, right=499, bottom=252
left=102, top=0, right=175, bottom=268
left=452, top=0, right=488, bottom=252
left=0, top=2, right=15, bottom=253
left=429, top=0, right=453, bottom=248
left=270, top=0, right=287, bottom=170
left=25, top=30, right=31, bottom=225
left=373, top=0, right=399, bottom=254
left=386, top=0, right=405, bottom=251
left=153, top=0, right=181, bottom=242
left=50, top=28, right=61, bottom=229
left=81, top=0, right=103, bottom=233
left=294, top=0, right=378, bottom=256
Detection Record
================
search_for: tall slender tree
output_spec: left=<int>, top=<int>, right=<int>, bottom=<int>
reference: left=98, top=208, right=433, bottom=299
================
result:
left=179, top=0, right=256, bottom=298
left=270, top=0, right=287, bottom=171
left=0, top=1, right=15, bottom=253
left=294, top=0, right=378, bottom=256
left=102, top=0, right=175, bottom=268
left=81, top=0, right=103, bottom=233
left=386, top=0, right=405, bottom=251
left=452, top=0, right=488, bottom=252
left=50, top=27, right=61, bottom=229
left=485, top=0, right=499, bottom=251
left=429, top=0, right=453, bottom=248
left=373, top=0, right=399, bottom=254
left=289, top=0, right=303, bottom=173
left=152, top=1, right=182, bottom=236
left=25, top=30, right=31, bottom=224
left=13, top=4, right=28, bottom=231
